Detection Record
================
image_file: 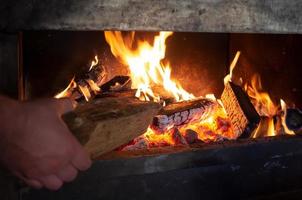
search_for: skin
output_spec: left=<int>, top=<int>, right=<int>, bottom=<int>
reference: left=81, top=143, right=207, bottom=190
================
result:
left=0, top=96, right=91, bottom=190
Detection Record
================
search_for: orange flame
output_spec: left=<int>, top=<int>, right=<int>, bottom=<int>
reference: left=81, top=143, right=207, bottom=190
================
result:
left=55, top=56, right=101, bottom=101
left=280, top=99, right=295, bottom=135
left=245, top=74, right=278, bottom=117
left=54, top=77, right=77, bottom=99
left=104, top=31, right=195, bottom=103
left=224, top=51, right=241, bottom=85
left=89, top=55, right=99, bottom=71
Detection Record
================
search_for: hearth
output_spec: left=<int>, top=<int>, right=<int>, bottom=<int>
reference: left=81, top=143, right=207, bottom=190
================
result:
left=19, top=30, right=302, bottom=200
left=0, top=1, right=302, bottom=200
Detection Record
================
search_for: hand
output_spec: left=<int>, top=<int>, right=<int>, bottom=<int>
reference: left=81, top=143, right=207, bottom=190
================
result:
left=0, top=97, right=91, bottom=190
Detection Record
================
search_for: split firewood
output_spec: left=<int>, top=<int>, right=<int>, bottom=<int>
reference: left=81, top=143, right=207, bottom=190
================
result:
left=286, top=108, right=302, bottom=135
left=63, top=96, right=161, bottom=159
left=55, top=63, right=107, bottom=101
left=221, top=82, right=260, bottom=138
left=151, top=98, right=217, bottom=133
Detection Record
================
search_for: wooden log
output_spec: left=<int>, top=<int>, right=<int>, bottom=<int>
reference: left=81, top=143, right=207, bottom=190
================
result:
left=100, top=75, right=131, bottom=93
left=286, top=108, right=302, bottom=135
left=170, top=128, right=187, bottom=145
left=151, top=98, right=217, bottom=133
left=184, top=129, right=200, bottom=144
left=55, top=63, right=106, bottom=101
left=221, top=82, right=260, bottom=138
left=63, top=96, right=161, bottom=159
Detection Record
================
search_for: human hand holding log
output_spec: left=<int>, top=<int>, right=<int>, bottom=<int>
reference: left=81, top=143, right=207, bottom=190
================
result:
left=0, top=96, right=91, bottom=190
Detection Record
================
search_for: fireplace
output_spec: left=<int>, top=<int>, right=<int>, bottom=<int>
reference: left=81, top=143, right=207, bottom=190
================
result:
left=18, top=31, right=302, bottom=200
left=1, top=1, right=302, bottom=200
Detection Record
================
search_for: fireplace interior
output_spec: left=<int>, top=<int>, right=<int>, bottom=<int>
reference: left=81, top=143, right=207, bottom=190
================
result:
left=17, top=31, right=302, bottom=199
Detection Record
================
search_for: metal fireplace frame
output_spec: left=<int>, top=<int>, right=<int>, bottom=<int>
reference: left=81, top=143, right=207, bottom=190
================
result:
left=1, top=1, right=302, bottom=200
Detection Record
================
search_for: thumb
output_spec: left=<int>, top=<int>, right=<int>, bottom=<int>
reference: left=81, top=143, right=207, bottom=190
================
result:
left=53, top=98, right=76, bottom=115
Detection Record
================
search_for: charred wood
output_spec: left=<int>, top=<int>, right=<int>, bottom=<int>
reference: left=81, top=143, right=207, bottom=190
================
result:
left=170, top=128, right=187, bottom=145
left=151, top=98, right=217, bottom=133
left=100, top=75, right=131, bottom=93
left=286, top=108, right=302, bottom=135
left=221, top=82, right=260, bottom=138
left=184, top=129, right=200, bottom=144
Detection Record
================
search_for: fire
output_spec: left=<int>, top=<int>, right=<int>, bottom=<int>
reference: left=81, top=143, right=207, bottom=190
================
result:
left=244, top=74, right=294, bottom=137
left=55, top=56, right=101, bottom=101
left=89, top=55, right=99, bottom=71
left=54, top=76, right=77, bottom=99
left=104, top=31, right=195, bottom=103
left=223, top=51, right=241, bottom=85
left=55, top=31, right=296, bottom=150
left=280, top=99, right=295, bottom=135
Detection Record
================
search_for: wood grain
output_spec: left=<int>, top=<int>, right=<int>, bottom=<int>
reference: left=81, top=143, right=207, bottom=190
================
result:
left=63, top=96, right=161, bottom=158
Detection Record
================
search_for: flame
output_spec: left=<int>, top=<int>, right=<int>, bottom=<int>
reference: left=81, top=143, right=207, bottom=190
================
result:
left=224, top=51, right=241, bottom=85
left=280, top=99, right=295, bottom=135
left=89, top=55, right=99, bottom=71
left=86, top=79, right=101, bottom=94
left=104, top=31, right=195, bottom=103
left=54, top=77, right=77, bottom=99
left=55, top=56, right=102, bottom=101
left=245, top=74, right=277, bottom=136
left=245, top=74, right=278, bottom=117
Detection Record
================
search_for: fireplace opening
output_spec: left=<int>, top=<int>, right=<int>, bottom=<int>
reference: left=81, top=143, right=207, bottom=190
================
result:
left=21, top=31, right=302, bottom=158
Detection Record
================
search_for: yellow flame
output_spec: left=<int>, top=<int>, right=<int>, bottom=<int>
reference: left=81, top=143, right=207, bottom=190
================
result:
left=267, top=118, right=276, bottom=136
left=54, top=77, right=77, bottom=99
left=280, top=99, right=295, bottom=135
left=104, top=31, right=195, bottom=102
left=78, top=84, right=91, bottom=102
left=89, top=55, right=99, bottom=71
left=245, top=74, right=280, bottom=137
left=86, top=79, right=100, bottom=94
left=224, top=51, right=241, bottom=85
left=245, top=74, right=278, bottom=117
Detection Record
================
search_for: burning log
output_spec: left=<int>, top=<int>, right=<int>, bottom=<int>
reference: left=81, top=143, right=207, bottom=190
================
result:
left=63, top=96, right=161, bottom=159
left=221, top=82, right=260, bottom=138
left=170, top=128, right=187, bottom=145
left=100, top=75, right=131, bottom=93
left=286, top=108, right=302, bottom=135
left=55, top=62, right=106, bottom=101
left=151, top=98, right=217, bottom=133
left=184, top=129, right=200, bottom=144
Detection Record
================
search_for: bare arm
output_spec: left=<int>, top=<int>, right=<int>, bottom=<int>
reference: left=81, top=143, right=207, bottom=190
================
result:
left=0, top=96, right=91, bottom=190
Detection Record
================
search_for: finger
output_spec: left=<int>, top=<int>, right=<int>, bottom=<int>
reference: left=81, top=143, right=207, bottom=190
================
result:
left=56, top=164, right=78, bottom=183
left=14, top=171, right=43, bottom=189
left=23, top=178, right=43, bottom=189
left=39, top=175, right=63, bottom=191
left=53, top=98, right=75, bottom=115
left=71, top=142, right=92, bottom=171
